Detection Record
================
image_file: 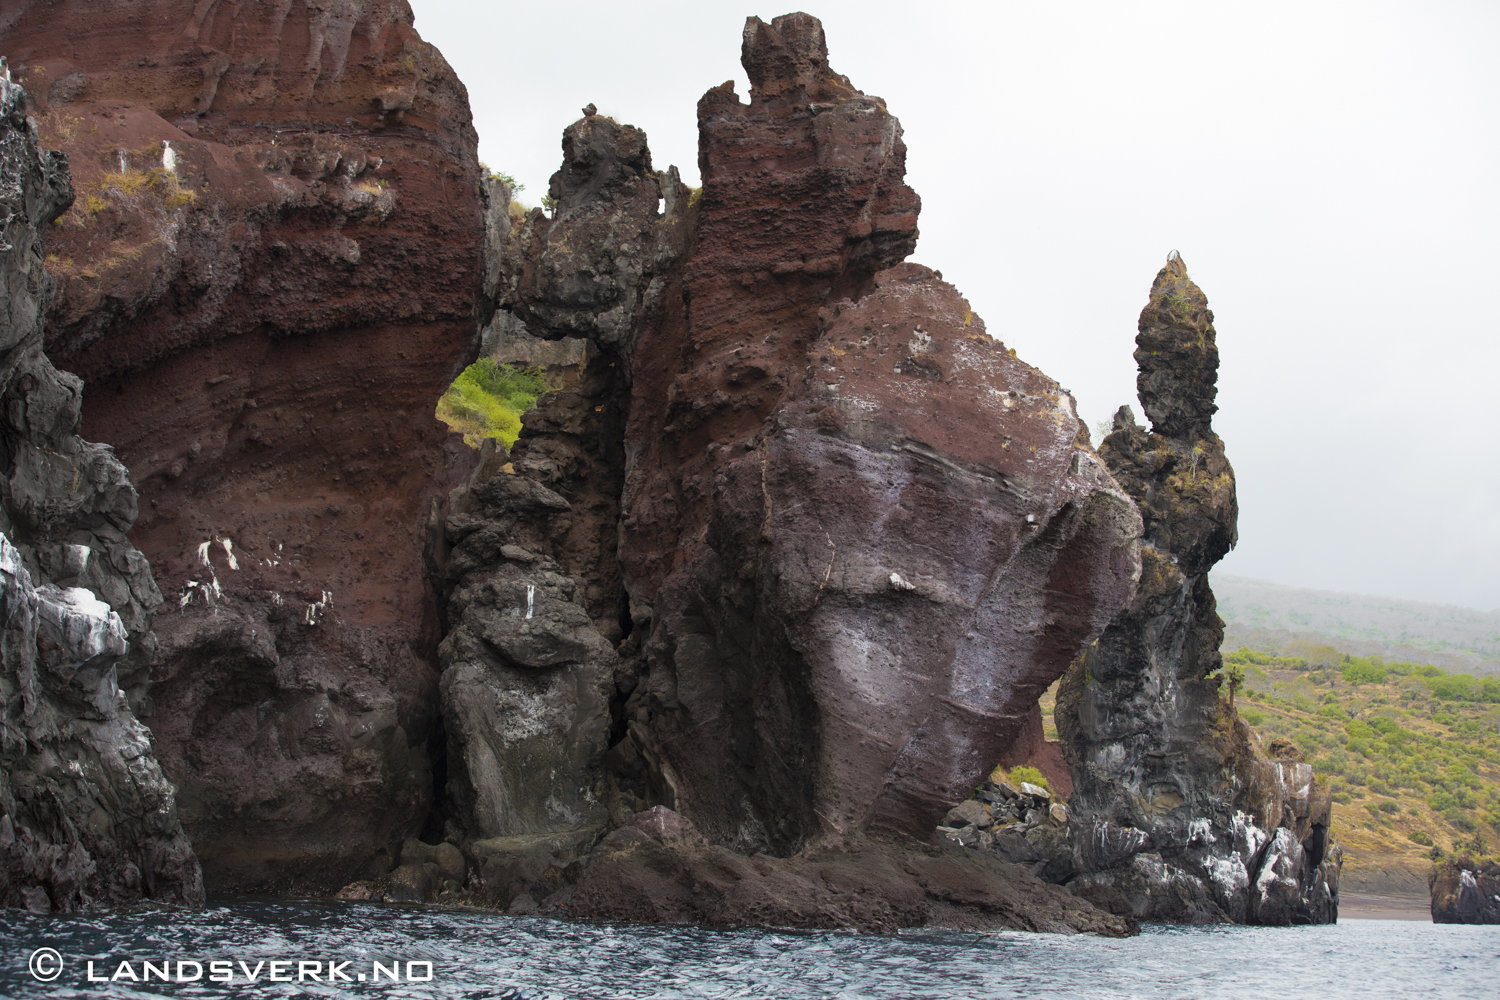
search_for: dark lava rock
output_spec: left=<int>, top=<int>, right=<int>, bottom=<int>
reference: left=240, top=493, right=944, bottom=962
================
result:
left=609, top=14, right=1139, bottom=857
left=0, top=0, right=485, bottom=894
left=1430, top=856, right=1500, bottom=923
left=425, top=13, right=1141, bottom=935
left=563, top=807, right=1134, bottom=935
left=428, top=441, right=616, bottom=843
left=1055, top=254, right=1340, bottom=925
left=401, top=837, right=466, bottom=885
left=0, top=65, right=201, bottom=912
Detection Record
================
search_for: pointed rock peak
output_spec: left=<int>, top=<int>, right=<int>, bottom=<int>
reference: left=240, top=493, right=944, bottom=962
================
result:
left=1134, top=251, right=1219, bottom=440
left=549, top=114, right=653, bottom=213
left=742, top=12, right=855, bottom=102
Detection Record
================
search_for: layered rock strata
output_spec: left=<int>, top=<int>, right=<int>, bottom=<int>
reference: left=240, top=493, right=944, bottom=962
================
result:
left=428, top=14, right=1142, bottom=934
left=1430, top=856, right=1500, bottom=923
left=1055, top=254, right=1341, bottom=925
left=0, top=1, right=484, bottom=891
left=0, top=65, right=201, bottom=912
left=612, top=11, right=1140, bottom=857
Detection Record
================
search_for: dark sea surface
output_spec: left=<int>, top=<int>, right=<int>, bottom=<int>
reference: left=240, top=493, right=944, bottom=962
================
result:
left=1, top=899, right=1494, bottom=1000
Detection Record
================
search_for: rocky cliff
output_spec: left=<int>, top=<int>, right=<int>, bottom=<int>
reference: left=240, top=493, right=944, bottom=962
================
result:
left=1430, top=856, right=1500, bottom=923
left=1054, top=254, right=1341, bottom=925
left=422, top=14, right=1142, bottom=933
left=0, top=0, right=484, bottom=892
left=0, top=64, right=201, bottom=913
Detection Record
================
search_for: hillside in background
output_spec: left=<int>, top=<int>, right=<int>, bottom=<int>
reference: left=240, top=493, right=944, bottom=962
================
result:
left=1212, top=573, right=1500, bottom=677
left=1224, top=649, right=1499, bottom=896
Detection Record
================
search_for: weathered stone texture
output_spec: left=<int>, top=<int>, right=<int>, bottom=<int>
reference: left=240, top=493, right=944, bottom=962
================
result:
left=1430, top=857, right=1500, bottom=924
left=447, top=15, right=1141, bottom=898
left=0, top=65, right=201, bottom=913
left=1055, top=254, right=1340, bottom=925
left=0, top=0, right=484, bottom=892
left=612, top=15, right=1138, bottom=857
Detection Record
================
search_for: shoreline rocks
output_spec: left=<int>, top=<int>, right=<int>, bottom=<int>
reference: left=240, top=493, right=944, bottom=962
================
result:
left=335, top=805, right=1136, bottom=937
left=1430, top=856, right=1500, bottom=923
left=1054, top=255, right=1340, bottom=925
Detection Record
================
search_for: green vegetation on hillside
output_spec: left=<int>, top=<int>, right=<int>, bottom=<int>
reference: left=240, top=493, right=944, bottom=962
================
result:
left=1224, top=647, right=1500, bottom=856
left=435, top=359, right=548, bottom=448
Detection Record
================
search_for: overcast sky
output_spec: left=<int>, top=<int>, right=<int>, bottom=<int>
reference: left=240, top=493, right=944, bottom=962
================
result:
left=415, top=1, right=1500, bottom=612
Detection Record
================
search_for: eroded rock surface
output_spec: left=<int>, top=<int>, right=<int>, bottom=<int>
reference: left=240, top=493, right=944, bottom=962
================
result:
left=560, top=807, right=1134, bottom=935
left=613, top=14, right=1139, bottom=857
left=1055, top=254, right=1340, bottom=925
left=0, top=65, right=201, bottom=912
left=433, top=16, right=1141, bottom=935
left=0, top=0, right=484, bottom=892
left=1430, top=856, right=1500, bottom=923
left=427, top=108, right=694, bottom=860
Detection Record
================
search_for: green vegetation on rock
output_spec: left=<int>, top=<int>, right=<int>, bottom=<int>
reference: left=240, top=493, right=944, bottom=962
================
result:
left=435, top=358, right=547, bottom=448
left=997, top=765, right=1051, bottom=793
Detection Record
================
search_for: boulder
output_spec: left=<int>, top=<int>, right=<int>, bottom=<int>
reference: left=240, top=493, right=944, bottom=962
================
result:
left=385, top=864, right=440, bottom=905
left=401, top=839, right=466, bottom=885
left=943, top=801, right=995, bottom=830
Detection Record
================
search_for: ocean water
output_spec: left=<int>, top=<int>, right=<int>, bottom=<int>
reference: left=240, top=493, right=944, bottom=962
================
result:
left=1, top=899, right=1494, bottom=1000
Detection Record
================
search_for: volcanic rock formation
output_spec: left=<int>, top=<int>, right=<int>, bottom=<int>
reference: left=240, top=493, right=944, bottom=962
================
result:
left=614, top=11, right=1140, bottom=857
left=0, top=65, right=201, bottom=912
left=0, top=1, right=484, bottom=891
left=1054, top=254, right=1341, bottom=925
left=427, top=14, right=1143, bottom=933
left=1430, top=856, right=1500, bottom=923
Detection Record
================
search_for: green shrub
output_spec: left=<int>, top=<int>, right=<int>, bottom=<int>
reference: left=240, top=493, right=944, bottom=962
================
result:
left=436, top=359, right=548, bottom=448
left=1409, top=830, right=1433, bottom=846
left=1343, top=660, right=1388, bottom=685
left=1005, top=766, right=1051, bottom=794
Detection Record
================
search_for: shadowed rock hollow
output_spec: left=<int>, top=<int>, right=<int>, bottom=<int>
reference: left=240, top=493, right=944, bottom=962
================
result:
left=425, top=13, right=1143, bottom=932
left=0, top=0, right=484, bottom=893
left=1055, top=253, right=1341, bottom=925
left=0, top=64, right=201, bottom=913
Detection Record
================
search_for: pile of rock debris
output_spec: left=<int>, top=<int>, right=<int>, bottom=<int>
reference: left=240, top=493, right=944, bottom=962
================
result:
left=937, top=775, right=1075, bottom=885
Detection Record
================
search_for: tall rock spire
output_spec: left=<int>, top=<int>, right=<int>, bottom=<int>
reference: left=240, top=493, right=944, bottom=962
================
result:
left=1055, top=253, right=1340, bottom=925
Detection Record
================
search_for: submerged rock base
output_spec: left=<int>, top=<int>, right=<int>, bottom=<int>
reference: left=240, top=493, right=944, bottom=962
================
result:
left=1430, top=857, right=1500, bottom=923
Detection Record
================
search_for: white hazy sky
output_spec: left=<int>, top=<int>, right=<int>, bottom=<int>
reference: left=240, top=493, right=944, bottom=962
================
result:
left=414, top=1, right=1500, bottom=612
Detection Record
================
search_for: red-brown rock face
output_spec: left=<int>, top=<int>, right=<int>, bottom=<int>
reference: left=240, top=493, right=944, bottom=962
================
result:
left=602, top=14, right=1141, bottom=855
left=0, top=1, right=482, bottom=891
